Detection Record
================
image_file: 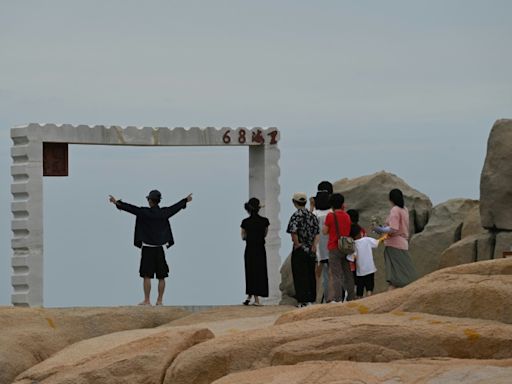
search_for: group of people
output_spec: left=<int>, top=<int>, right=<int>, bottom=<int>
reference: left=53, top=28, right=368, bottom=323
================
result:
left=240, top=181, right=417, bottom=308
left=108, top=182, right=417, bottom=307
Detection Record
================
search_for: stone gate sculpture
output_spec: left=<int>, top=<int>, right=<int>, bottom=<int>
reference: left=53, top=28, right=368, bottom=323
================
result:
left=10, top=124, right=281, bottom=306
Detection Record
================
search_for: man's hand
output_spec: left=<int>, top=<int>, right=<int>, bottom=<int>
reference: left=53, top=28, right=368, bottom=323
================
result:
left=108, top=195, right=117, bottom=204
left=186, top=193, right=193, bottom=203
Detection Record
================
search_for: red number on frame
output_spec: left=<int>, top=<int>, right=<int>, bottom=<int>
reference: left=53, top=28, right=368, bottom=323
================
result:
left=268, top=130, right=278, bottom=144
left=251, top=129, right=265, bottom=144
left=238, top=129, right=247, bottom=144
left=222, top=130, right=231, bottom=144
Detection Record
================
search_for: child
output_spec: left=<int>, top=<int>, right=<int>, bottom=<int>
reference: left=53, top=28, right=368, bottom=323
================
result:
left=348, top=224, right=386, bottom=299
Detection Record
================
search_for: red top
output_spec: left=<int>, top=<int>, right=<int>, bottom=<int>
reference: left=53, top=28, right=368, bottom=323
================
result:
left=324, top=210, right=352, bottom=251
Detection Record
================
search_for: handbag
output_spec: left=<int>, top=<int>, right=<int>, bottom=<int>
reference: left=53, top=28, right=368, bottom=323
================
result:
left=333, top=211, right=355, bottom=255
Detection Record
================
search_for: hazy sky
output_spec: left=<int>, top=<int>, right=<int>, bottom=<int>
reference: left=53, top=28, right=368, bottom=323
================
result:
left=1, top=1, right=511, bottom=306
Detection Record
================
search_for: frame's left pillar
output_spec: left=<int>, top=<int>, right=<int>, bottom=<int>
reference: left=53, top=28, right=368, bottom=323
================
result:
left=11, top=125, right=44, bottom=306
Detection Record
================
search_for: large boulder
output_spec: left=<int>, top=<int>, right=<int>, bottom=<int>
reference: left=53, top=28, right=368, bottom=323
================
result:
left=333, top=171, right=432, bottom=235
left=212, top=359, right=512, bottom=384
left=276, top=257, right=512, bottom=325
left=164, top=311, right=512, bottom=384
left=408, top=199, right=479, bottom=277
left=480, top=119, right=512, bottom=230
left=13, top=327, right=214, bottom=384
left=0, top=306, right=190, bottom=384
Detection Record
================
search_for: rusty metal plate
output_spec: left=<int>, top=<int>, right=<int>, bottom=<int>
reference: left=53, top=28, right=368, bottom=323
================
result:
left=43, top=142, right=68, bottom=176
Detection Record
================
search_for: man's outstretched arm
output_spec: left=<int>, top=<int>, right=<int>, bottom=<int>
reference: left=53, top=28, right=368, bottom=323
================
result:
left=162, top=193, right=193, bottom=218
left=108, top=195, right=141, bottom=215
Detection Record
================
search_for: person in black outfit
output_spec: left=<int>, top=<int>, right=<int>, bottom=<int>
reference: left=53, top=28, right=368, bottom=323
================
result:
left=108, top=190, right=192, bottom=305
left=241, top=198, right=270, bottom=306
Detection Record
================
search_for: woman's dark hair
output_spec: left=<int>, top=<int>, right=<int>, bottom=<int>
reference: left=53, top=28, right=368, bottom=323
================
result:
left=347, top=209, right=359, bottom=224
left=329, top=193, right=345, bottom=210
left=317, top=181, right=333, bottom=195
left=389, top=189, right=405, bottom=208
left=314, top=191, right=331, bottom=210
left=244, top=197, right=261, bottom=215
left=349, top=223, right=361, bottom=238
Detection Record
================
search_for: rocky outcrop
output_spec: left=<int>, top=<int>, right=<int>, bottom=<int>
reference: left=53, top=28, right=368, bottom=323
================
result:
left=0, top=306, right=190, bottom=384
left=164, top=312, right=512, bottom=384
left=212, top=359, right=512, bottom=384
left=276, top=257, right=512, bottom=325
left=5, top=258, right=512, bottom=384
left=480, top=119, right=512, bottom=230
left=408, top=199, right=479, bottom=277
left=13, top=327, right=214, bottom=384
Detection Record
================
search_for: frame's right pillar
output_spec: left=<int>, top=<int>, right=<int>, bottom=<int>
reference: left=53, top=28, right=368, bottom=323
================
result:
left=249, top=143, right=281, bottom=303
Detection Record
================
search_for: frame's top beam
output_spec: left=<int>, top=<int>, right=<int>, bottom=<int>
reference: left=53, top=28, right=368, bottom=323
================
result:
left=11, top=124, right=280, bottom=147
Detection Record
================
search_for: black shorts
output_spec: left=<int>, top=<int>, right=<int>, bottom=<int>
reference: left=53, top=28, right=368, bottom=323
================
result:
left=139, top=246, right=169, bottom=279
left=356, top=273, right=375, bottom=296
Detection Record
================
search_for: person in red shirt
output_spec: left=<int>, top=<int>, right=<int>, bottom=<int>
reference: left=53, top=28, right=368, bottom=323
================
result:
left=322, top=193, right=354, bottom=302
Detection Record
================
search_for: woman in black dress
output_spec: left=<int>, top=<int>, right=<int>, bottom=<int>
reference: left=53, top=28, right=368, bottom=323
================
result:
left=241, top=198, right=270, bottom=306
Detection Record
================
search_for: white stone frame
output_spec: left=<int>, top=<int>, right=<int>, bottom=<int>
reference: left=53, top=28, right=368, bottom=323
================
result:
left=10, top=124, right=281, bottom=307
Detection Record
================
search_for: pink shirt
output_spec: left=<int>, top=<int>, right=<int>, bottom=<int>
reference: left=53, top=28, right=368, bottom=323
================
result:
left=384, top=206, right=409, bottom=250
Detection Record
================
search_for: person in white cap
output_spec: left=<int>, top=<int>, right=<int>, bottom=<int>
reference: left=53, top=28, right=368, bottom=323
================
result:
left=286, top=192, right=320, bottom=307
left=109, top=190, right=192, bottom=305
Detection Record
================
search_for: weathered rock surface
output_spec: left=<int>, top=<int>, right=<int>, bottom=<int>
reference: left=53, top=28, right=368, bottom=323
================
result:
left=494, top=231, right=512, bottom=259
left=165, top=312, right=512, bottom=384
left=13, top=326, right=213, bottom=384
left=212, top=359, right=512, bottom=384
left=461, top=202, right=485, bottom=238
left=162, top=305, right=294, bottom=336
left=0, top=306, right=190, bottom=384
left=440, top=231, right=494, bottom=268
left=409, top=198, right=479, bottom=277
left=279, top=252, right=297, bottom=305
left=480, top=119, right=512, bottom=230
left=276, top=257, right=512, bottom=325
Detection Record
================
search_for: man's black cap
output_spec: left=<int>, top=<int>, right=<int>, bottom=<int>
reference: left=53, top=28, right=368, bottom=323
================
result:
left=146, top=190, right=162, bottom=200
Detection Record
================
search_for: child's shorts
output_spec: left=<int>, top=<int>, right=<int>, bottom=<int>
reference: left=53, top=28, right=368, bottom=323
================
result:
left=356, top=273, right=375, bottom=297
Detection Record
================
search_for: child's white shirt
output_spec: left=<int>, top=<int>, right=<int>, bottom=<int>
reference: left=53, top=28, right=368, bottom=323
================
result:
left=351, top=237, right=379, bottom=276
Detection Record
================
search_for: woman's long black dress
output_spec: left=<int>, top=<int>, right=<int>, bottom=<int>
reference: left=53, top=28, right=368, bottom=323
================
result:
left=241, top=214, right=270, bottom=297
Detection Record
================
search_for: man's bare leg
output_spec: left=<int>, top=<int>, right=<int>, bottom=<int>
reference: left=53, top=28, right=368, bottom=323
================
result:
left=139, top=277, right=151, bottom=305
left=156, top=279, right=165, bottom=305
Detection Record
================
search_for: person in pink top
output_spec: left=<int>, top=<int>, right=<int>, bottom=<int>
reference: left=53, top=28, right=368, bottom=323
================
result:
left=373, top=189, right=416, bottom=290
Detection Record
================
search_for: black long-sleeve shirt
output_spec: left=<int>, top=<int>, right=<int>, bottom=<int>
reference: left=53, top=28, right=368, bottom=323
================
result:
left=116, top=198, right=188, bottom=248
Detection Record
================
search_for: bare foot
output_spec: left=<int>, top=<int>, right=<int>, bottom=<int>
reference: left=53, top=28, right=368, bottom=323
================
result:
left=138, top=301, right=151, bottom=306
left=155, top=301, right=163, bottom=306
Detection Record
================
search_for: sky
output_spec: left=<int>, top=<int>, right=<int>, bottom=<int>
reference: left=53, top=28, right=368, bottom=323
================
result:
left=1, top=1, right=511, bottom=307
